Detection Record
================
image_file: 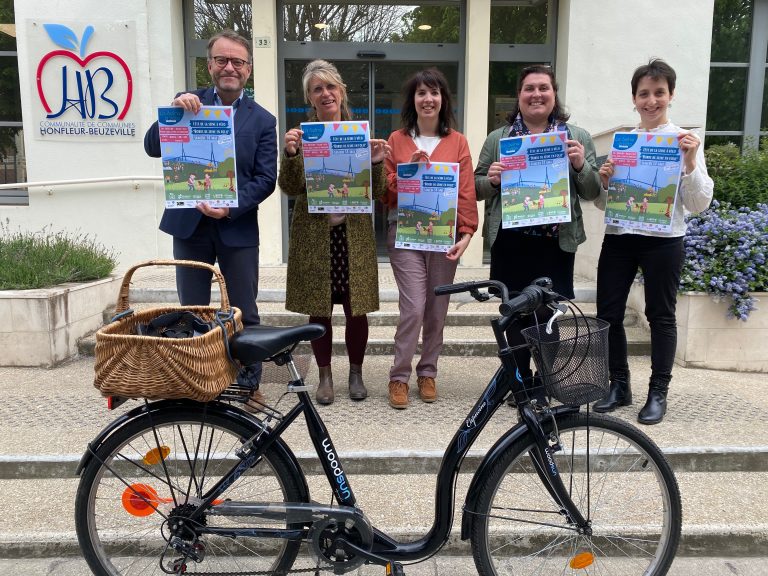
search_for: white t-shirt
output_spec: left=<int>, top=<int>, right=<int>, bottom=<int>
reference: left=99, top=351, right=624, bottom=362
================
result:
left=412, top=133, right=441, bottom=155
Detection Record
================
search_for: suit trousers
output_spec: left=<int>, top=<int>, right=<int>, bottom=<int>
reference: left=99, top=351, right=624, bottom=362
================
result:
left=596, top=234, right=684, bottom=385
left=172, top=217, right=261, bottom=327
left=387, top=223, right=458, bottom=383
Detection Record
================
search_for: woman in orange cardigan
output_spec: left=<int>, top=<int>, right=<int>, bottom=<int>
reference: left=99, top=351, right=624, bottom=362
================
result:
left=384, top=68, right=478, bottom=409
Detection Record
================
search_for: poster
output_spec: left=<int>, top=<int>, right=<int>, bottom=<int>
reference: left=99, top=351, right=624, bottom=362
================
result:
left=604, top=132, right=682, bottom=232
left=394, top=162, right=459, bottom=252
left=158, top=106, right=238, bottom=209
left=499, top=132, right=571, bottom=228
left=301, top=121, right=373, bottom=214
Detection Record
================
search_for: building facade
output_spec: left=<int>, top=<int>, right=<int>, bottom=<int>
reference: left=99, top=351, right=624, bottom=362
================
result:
left=0, top=0, right=738, bottom=269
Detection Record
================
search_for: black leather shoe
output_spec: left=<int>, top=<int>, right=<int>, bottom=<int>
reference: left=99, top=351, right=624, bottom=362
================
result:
left=593, top=371, right=632, bottom=413
left=637, top=389, right=668, bottom=425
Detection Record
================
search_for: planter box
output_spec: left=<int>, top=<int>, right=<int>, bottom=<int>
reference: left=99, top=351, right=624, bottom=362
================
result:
left=628, top=282, right=767, bottom=372
left=0, top=276, right=120, bottom=367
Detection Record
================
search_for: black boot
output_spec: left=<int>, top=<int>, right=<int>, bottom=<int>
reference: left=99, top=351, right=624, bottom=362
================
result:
left=592, top=370, right=632, bottom=413
left=637, top=379, right=669, bottom=425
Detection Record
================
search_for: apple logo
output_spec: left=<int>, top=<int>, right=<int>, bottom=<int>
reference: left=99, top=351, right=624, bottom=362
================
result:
left=36, top=24, right=133, bottom=120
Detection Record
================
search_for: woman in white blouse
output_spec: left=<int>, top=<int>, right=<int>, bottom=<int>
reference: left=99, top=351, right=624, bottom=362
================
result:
left=593, top=59, right=714, bottom=425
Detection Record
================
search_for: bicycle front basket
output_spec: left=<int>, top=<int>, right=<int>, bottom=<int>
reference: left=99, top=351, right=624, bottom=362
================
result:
left=521, top=316, right=609, bottom=406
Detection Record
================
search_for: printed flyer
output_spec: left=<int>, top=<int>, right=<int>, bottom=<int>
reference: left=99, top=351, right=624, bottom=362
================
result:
left=394, top=162, right=459, bottom=252
left=604, top=132, right=682, bottom=232
left=301, top=121, right=373, bottom=213
left=158, top=106, right=238, bottom=209
left=499, top=132, right=571, bottom=228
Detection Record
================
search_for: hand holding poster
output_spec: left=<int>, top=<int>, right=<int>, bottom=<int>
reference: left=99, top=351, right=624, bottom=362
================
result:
left=158, top=106, right=238, bottom=209
left=301, top=121, right=373, bottom=214
left=498, top=132, right=571, bottom=228
left=604, top=132, right=682, bottom=232
left=395, top=162, right=459, bottom=252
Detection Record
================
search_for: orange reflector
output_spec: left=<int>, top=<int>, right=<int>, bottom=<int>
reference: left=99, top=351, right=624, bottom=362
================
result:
left=143, top=446, right=171, bottom=465
left=122, top=484, right=160, bottom=517
left=569, top=551, right=595, bottom=569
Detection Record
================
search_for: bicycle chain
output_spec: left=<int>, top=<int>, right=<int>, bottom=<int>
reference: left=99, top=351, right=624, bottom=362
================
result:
left=172, top=562, right=334, bottom=575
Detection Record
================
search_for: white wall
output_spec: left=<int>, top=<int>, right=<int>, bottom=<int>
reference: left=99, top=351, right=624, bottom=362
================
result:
left=9, top=0, right=185, bottom=270
left=557, top=0, right=715, bottom=280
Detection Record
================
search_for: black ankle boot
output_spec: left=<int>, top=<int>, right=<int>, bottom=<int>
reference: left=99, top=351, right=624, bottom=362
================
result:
left=637, top=379, right=669, bottom=425
left=593, top=370, right=632, bottom=413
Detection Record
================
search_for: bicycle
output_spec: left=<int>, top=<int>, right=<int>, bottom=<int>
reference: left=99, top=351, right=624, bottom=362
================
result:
left=75, top=277, right=682, bottom=575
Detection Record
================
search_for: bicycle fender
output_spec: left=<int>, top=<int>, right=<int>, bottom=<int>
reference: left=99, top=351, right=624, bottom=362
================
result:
left=75, top=400, right=309, bottom=502
left=460, top=404, right=580, bottom=540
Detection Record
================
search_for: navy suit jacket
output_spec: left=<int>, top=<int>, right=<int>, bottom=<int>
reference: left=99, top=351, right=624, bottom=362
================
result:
left=144, top=88, right=278, bottom=248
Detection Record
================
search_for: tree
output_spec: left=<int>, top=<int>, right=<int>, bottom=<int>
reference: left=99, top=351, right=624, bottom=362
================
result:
left=282, top=4, right=405, bottom=42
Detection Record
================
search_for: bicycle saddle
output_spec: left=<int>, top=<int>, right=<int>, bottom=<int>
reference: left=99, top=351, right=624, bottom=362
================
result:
left=230, top=324, right=326, bottom=364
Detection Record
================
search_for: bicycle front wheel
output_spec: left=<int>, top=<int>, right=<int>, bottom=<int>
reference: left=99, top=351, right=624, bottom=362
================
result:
left=75, top=403, right=307, bottom=575
left=470, top=412, right=681, bottom=575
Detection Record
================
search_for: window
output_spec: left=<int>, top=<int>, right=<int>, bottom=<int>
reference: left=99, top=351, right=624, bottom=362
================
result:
left=0, top=0, right=25, bottom=192
left=281, top=2, right=461, bottom=44
left=706, top=0, right=768, bottom=149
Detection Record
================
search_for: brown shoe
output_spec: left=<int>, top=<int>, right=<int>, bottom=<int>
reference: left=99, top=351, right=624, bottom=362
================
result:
left=388, top=381, right=409, bottom=409
left=316, top=365, right=334, bottom=405
left=417, top=376, right=437, bottom=403
left=243, top=389, right=266, bottom=413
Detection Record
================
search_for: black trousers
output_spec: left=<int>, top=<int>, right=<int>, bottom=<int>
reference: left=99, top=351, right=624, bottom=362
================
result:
left=490, top=228, right=575, bottom=380
left=596, top=234, right=684, bottom=385
left=172, top=217, right=261, bottom=328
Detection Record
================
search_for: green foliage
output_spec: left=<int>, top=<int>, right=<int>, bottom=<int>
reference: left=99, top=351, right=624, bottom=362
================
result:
left=392, top=7, right=460, bottom=43
left=0, top=222, right=117, bottom=290
left=704, top=139, right=768, bottom=207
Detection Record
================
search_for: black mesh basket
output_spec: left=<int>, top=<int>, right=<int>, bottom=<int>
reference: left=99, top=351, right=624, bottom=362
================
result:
left=520, top=316, right=610, bottom=406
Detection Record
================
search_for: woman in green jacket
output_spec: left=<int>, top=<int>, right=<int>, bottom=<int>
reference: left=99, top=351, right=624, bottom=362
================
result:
left=474, top=65, right=601, bottom=400
left=278, top=59, right=390, bottom=405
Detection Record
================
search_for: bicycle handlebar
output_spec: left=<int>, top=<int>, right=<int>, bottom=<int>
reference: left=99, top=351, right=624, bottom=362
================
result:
left=434, top=277, right=560, bottom=320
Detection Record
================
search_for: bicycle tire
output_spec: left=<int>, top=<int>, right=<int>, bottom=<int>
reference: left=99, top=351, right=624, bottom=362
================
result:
left=75, top=404, right=307, bottom=575
left=470, top=412, right=681, bottom=575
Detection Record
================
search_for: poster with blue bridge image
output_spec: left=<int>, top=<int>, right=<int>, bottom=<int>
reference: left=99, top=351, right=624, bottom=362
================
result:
left=499, top=132, right=571, bottom=228
left=158, top=106, right=238, bottom=209
left=395, top=162, right=459, bottom=253
left=301, top=121, right=373, bottom=214
left=605, top=132, right=682, bottom=233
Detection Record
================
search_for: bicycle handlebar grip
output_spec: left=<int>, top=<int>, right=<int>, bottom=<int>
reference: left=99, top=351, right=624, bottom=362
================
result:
left=434, top=281, right=476, bottom=296
left=499, top=285, right=543, bottom=317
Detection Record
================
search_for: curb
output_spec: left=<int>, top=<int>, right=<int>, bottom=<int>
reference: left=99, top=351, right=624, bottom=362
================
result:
left=2, top=446, right=767, bottom=479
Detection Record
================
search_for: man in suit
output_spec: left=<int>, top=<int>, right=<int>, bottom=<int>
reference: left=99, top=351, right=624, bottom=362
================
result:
left=144, top=30, right=277, bottom=330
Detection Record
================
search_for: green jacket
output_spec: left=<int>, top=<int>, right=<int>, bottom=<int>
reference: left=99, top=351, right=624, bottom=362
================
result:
left=474, top=123, right=601, bottom=253
left=278, top=152, right=386, bottom=317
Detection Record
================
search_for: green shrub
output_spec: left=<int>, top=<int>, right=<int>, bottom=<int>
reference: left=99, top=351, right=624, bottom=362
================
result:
left=0, top=222, right=117, bottom=290
left=704, top=139, right=768, bottom=208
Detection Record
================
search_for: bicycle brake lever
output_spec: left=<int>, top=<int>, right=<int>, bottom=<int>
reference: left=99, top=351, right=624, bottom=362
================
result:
left=469, top=287, right=491, bottom=302
left=545, top=303, right=568, bottom=335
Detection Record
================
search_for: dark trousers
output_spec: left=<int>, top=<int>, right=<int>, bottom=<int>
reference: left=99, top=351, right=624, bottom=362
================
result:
left=596, top=234, right=684, bottom=385
left=172, top=218, right=261, bottom=327
left=491, top=228, right=574, bottom=380
left=309, top=293, right=369, bottom=368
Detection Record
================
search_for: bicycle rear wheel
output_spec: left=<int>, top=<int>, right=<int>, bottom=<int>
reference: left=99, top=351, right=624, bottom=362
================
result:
left=470, top=412, right=681, bottom=575
left=75, top=403, right=307, bottom=575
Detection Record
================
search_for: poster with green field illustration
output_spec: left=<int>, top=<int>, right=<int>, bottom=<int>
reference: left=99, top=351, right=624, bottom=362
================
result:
left=301, top=121, right=373, bottom=214
left=395, top=162, right=459, bottom=253
left=604, top=132, right=682, bottom=233
left=499, top=132, right=571, bottom=228
left=158, top=106, right=238, bottom=209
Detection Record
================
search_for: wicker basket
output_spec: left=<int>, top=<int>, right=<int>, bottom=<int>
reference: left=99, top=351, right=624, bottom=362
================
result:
left=521, top=316, right=610, bottom=406
left=94, top=260, right=243, bottom=402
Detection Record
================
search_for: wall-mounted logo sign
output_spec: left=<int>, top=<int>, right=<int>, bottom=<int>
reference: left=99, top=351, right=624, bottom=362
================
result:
left=29, top=21, right=138, bottom=140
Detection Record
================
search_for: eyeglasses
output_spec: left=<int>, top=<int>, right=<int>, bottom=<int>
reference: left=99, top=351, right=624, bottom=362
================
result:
left=210, top=56, right=250, bottom=70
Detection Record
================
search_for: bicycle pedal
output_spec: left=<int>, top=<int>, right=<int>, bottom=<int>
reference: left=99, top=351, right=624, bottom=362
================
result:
left=386, top=561, right=406, bottom=575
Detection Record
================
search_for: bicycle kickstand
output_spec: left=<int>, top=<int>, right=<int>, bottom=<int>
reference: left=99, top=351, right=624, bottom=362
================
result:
left=386, top=561, right=406, bottom=575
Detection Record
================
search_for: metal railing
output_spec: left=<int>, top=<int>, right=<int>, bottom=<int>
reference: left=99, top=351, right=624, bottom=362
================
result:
left=0, top=176, right=163, bottom=206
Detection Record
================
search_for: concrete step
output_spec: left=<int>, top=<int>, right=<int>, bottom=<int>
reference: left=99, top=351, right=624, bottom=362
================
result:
left=101, top=300, right=639, bottom=327
left=0, top=470, right=765, bottom=557
left=79, top=309, right=650, bottom=357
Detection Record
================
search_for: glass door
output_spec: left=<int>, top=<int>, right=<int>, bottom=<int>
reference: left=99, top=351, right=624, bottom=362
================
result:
left=282, top=59, right=458, bottom=258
